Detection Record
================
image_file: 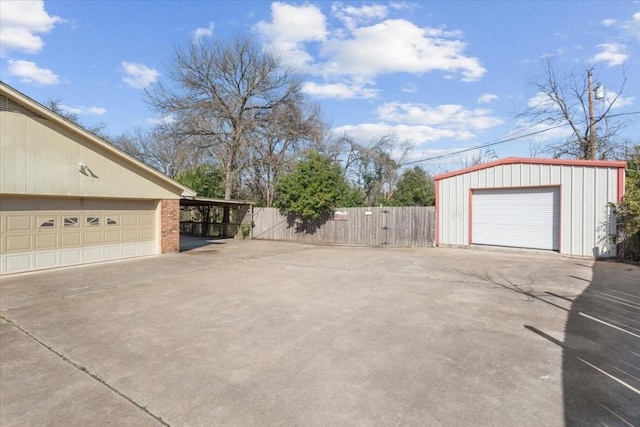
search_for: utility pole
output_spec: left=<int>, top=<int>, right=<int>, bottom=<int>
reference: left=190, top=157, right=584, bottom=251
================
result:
left=588, top=69, right=596, bottom=160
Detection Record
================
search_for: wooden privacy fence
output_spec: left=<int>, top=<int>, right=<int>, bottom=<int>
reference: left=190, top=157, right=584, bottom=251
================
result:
left=252, top=206, right=435, bottom=247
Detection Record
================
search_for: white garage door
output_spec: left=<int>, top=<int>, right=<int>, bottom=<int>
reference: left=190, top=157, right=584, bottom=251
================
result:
left=1, top=197, right=157, bottom=274
left=472, top=187, right=560, bottom=251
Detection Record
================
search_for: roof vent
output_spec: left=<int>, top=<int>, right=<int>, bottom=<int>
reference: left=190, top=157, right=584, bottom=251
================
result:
left=0, top=95, right=46, bottom=120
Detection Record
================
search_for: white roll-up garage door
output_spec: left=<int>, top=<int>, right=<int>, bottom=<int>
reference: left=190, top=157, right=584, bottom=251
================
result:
left=472, top=187, right=560, bottom=251
left=1, top=197, right=157, bottom=274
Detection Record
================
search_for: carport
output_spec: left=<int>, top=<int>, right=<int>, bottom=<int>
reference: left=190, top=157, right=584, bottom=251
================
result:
left=179, top=196, right=253, bottom=239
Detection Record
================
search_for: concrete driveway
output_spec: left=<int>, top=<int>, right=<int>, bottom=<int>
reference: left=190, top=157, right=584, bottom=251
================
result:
left=1, top=240, right=638, bottom=426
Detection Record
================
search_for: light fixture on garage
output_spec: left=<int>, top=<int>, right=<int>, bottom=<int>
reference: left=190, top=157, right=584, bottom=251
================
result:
left=76, top=162, right=90, bottom=176
left=76, top=162, right=98, bottom=178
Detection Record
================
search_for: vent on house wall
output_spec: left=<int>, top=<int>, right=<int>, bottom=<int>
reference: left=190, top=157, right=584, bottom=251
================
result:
left=0, top=95, right=46, bottom=120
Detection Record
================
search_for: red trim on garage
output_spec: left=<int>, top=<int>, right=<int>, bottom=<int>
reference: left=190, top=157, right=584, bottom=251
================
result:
left=467, top=189, right=473, bottom=246
left=433, top=157, right=627, bottom=181
left=558, top=185, right=563, bottom=254
left=435, top=181, right=440, bottom=246
left=617, top=166, right=626, bottom=201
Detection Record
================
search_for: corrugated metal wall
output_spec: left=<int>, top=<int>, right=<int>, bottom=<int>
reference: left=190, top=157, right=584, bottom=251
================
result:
left=437, top=163, right=620, bottom=257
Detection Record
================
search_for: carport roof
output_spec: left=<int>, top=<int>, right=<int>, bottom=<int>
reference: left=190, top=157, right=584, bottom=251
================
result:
left=433, top=156, right=627, bottom=181
left=180, top=196, right=254, bottom=208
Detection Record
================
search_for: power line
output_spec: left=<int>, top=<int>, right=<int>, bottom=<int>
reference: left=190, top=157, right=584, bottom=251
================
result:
left=608, top=111, right=640, bottom=118
left=402, top=122, right=570, bottom=166
left=401, top=110, right=640, bottom=166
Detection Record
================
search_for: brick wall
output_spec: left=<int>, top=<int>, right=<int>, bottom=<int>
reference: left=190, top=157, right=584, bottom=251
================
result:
left=160, top=199, right=180, bottom=253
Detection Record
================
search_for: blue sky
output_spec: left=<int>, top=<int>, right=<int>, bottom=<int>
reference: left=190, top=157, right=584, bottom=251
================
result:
left=1, top=1, right=638, bottom=172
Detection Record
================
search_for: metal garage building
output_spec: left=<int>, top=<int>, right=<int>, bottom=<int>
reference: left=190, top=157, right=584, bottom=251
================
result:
left=0, top=82, right=196, bottom=275
left=434, top=157, right=626, bottom=258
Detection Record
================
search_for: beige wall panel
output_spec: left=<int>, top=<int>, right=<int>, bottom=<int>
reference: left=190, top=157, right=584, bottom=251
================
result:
left=122, top=214, right=138, bottom=226
left=61, top=232, right=81, bottom=247
left=139, top=228, right=154, bottom=240
left=139, top=214, right=153, bottom=226
left=104, top=230, right=121, bottom=243
left=0, top=114, right=26, bottom=193
left=84, top=231, right=102, bottom=245
left=35, top=233, right=57, bottom=249
left=6, top=235, right=31, bottom=252
left=6, top=215, right=31, bottom=231
left=122, top=229, right=139, bottom=242
left=1, top=112, right=179, bottom=199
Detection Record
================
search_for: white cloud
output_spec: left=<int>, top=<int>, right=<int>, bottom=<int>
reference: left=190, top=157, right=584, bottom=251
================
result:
left=121, top=62, right=159, bottom=88
left=623, top=12, right=640, bottom=40
left=403, top=147, right=499, bottom=169
left=332, top=2, right=388, bottom=30
left=0, top=0, right=62, bottom=56
left=477, top=93, right=498, bottom=104
left=333, top=122, right=475, bottom=146
left=512, top=120, right=574, bottom=144
left=256, top=2, right=326, bottom=69
left=601, top=90, right=634, bottom=109
left=527, top=92, right=556, bottom=110
left=257, top=4, right=486, bottom=97
left=333, top=101, right=504, bottom=154
left=146, top=115, right=176, bottom=125
left=590, top=43, right=629, bottom=66
left=192, top=22, right=214, bottom=41
left=321, top=19, right=485, bottom=81
left=600, top=12, right=639, bottom=41
left=302, top=80, right=377, bottom=99
left=389, top=1, right=420, bottom=11
left=60, top=104, right=107, bottom=116
left=7, top=59, right=59, bottom=85
left=377, top=102, right=503, bottom=130
left=401, top=83, right=418, bottom=93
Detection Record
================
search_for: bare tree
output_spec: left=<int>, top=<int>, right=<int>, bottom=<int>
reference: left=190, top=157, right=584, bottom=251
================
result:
left=45, top=99, right=110, bottom=141
left=340, top=134, right=413, bottom=205
left=147, top=33, right=316, bottom=201
left=520, top=57, right=627, bottom=160
left=459, top=148, right=498, bottom=168
left=244, top=100, right=324, bottom=206
left=111, top=125, right=201, bottom=178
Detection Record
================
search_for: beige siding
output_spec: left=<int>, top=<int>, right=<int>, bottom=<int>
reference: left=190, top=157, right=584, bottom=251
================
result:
left=1, top=111, right=179, bottom=199
left=437, top=163, right=620, bottom=257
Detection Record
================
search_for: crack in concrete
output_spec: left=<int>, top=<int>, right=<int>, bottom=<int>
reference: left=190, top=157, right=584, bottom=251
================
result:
left=0, top=314, right=170, bottom=427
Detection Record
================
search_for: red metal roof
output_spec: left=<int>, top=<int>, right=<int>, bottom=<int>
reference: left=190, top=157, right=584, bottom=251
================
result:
left=433, top=157, right=627, bottom=181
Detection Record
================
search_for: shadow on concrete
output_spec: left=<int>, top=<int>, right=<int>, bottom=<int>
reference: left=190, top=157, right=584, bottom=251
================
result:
left=458, top=261, right=639, bottom=425
left=179, top=235, right=227, bottom=252
left=561, top=261, right=640, bottom=426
